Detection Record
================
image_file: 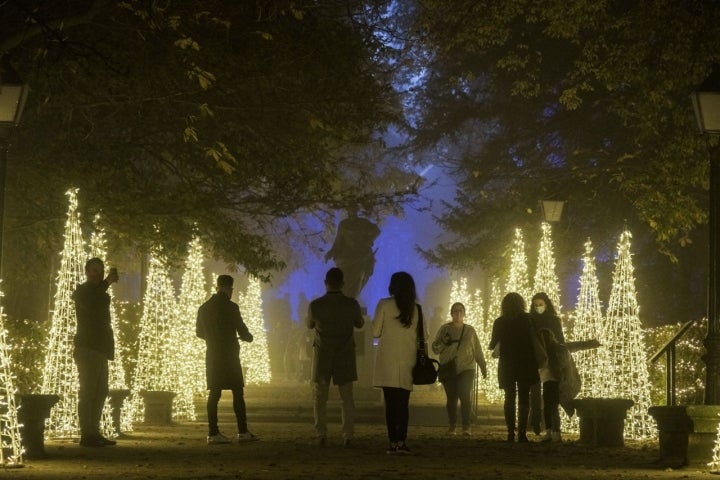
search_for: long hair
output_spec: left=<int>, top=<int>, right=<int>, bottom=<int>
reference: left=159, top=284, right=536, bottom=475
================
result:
left=531, top=292, right=557, bottom=317
left=389, top=271, right=417, bottom=328
left=501, top=292, right=526, bottom=318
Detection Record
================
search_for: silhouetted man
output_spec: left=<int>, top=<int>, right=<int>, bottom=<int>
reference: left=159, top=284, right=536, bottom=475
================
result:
left=306, top=268, right=365, bottom=447
left=197, top=275, right=258, bottom=444
left=73, top=257, right=118, bottom=447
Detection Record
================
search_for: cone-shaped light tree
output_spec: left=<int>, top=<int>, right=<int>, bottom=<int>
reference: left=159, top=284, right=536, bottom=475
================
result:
left=449, top=277, right=483, bottom=332
left=0, top=290, right=22, bottom=466
left=532, top=222, right=561, bottom=313
left=571, top=239, right=606, bottom=398
left=131, top=243, right=177, bottom=421
left=709, top=419, right=720, bottom=473
left=505, top=228, right=531, bottom=303
left=89, top=215, right=133, bottom=434
left=482, top=277, right=503, bottom=404
left=41, top=188, right=85, bottom=438
left=237, top=276, right=271, bottom=384
left=602, top=230, right=655, bottom=439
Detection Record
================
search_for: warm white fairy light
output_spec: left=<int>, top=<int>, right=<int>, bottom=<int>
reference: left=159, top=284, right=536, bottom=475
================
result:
left=89, top=215, right=133, bottom=434
left=170, top=236, right=208, bottom=420
left=130, top=244, right=178, bottom=421
left=533, top=222, right=561, bottom=313
left=237, top=276, right=271, bottom=384
left=41, top=188, right=84, bottom=438
left=505, top=228, right=530, bottom=302
left=602, top=230, right=655, bottom=439
left=710, top=415, right=720, bottom=472
left=0, top=288, right=23, bottom=466
left=482, top=277, right=503, bottom=404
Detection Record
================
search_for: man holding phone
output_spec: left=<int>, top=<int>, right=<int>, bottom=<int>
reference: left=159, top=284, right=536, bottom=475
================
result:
left=73, top=257, right=118, bottom=447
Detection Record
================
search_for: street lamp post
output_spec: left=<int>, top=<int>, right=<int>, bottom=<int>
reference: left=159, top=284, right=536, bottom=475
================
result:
left=691, top=64, right=720, bottom=406
left=0, top=56, right=29, bottom=278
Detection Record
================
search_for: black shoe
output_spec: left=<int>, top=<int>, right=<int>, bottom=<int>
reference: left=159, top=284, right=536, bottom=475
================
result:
left=506, top=433, right=515, bottom=443
left=343, top=438, right=351, bottom=448
left=518, top=431, right=529, bottom=443
left=99, top=436, right=117, bottom=446
left=314, top=437, right=326, bottom=447
left=79, top=436, right=106, bottom=447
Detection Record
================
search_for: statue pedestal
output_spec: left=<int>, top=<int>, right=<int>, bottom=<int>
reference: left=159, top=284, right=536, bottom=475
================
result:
left=573, top=398, right=634, bottom=447
left=16, top=394, right=59, bottom=459
left=648, top=405, right=720, bottom=468
left=139, top=391, right=175, bottom=425
left=108, top=389, right=131, bottom=435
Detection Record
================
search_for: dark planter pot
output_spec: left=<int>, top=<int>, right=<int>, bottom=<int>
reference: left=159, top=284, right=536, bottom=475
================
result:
left=573, top=398, right=634, bottom=447
left=138, top=391, right=176, bottom=425
left=15, top=394, right=60, bottom=459
left=648, top=405, right=720, bottom=468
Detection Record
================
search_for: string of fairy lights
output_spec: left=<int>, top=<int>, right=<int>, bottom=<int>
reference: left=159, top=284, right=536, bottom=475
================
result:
left=0, top=288, right=22, bottom=466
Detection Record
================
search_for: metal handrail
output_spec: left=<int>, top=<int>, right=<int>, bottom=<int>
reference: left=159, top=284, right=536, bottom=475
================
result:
left=649, top=318, right=699, bottom=406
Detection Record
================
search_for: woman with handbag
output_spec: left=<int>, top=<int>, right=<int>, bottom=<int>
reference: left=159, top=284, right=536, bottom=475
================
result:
left=372, top=271, right=425, bottom=455
left=489, top=292, right=540, bottom=443
left=432, top=302, right=487, bottom=436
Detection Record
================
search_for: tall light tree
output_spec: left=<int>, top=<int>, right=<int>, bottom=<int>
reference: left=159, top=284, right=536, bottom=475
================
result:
left=0, top=290, right=22, bottom=466
left=41, top=188, right=85, bottom=438
left=131, top=243, right=177, bottom=421
left=482, top=277, right=503, bottom=404
left=237, top=276, right=271, bottom=384
left=532, top=222, right=561, bottom=313
left=602, top=230, right=655, bottom=439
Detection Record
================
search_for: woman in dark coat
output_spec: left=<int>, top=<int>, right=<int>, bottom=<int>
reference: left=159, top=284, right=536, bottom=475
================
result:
left=489, top=292, right=540, bottom=443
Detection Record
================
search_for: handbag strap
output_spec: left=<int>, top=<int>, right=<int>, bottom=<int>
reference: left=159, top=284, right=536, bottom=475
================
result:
left=416, top=304, right=425, bottom=350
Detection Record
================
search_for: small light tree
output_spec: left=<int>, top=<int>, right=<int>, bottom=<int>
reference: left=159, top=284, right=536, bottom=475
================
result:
left=482, top=277, right=503, bottom=404
left=0, top=289, right=22, bottom=466
left=237, top=276, right=271, bottom=384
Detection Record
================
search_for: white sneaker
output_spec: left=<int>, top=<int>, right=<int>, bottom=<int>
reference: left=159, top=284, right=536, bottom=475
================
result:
left=207, top=433, right=232, bottom=445
left=235, top=431, right=259, bottom=442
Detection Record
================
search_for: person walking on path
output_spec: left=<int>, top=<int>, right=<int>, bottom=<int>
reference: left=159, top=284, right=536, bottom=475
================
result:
left=372, top=271, right=424, bottom=455
left=197, top=274, right=258, bottom=444
left=306, top=267, right=365, bottom=447
left=432, top=302, right=487, bottom=436
left=73, top=257, right=119, bottom=447
left=489, top=292, right=541, bottom=443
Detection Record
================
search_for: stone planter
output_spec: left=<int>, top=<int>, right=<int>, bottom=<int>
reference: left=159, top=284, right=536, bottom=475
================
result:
left=648, top=405, right=720, bottom=468
left=107, top=389, right=131, bottom=435
left=573, top=398, right=634, bottom=447
left=15, top=393, right=60, bottom=459
left=139, top=391, right=175, bottom=425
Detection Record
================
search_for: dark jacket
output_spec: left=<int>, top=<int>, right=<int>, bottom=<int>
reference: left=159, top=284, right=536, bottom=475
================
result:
left=196, top=293, right=253, bottom=390
left=306, top=291, right=364, bottom=385
left=530, top=312, right=565, bottom=344
left=489, top=312, right=539, bottom=389
left=73, top=280, right=114, bottom=360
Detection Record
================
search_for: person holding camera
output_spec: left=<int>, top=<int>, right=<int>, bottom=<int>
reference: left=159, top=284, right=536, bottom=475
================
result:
left=432, top=302, right=487, bottom=436
left=73, top=257, right=118, bottom=447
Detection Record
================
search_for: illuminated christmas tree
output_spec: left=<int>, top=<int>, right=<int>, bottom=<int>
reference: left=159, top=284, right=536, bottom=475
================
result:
left=482, top=277, right=503, bottom=404
left=571, top=239, right=606, bottom=398
left=170, top=235, right=208, bottom=420
left=41, top=188, right=85, bottom=438
left=532, top=222, right=561, bottom=312
left=0, top=289, right=22, bottom=466
left=237, top=276, right=271, bottom=384
left=448, top=277, right=483, bottom=332
left=709, top=416, right=720, bottom=472
left=89, top=214, right=133, bottom=435
left=130, top=244, right=177, bottom=421
left=505, top=228, right=530, bottom=302
left=602, top=230, right=655, bottom=439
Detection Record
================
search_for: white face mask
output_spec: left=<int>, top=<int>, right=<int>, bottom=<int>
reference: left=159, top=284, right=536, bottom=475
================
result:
left=534, top=305, right=546, bottom=315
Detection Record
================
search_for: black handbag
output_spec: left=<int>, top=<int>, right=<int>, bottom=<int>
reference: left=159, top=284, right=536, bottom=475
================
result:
left=438, top=325, right=464, bottom=383
left=412, top=305, right=439, bottom=385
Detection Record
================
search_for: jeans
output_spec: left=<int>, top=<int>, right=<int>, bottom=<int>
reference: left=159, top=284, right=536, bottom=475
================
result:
left=503, top=381, right=531, bottom=434
left=313, top=381, right=355, bottom=439
left=382, top=387, right=411, bottom=443
left=542, top=380, right=560, bottom=431
left=442, top=369, right=475, bottom=428
left=73, top=346, right=109, bottom=438
left=207, top=388, right=247, bottom=436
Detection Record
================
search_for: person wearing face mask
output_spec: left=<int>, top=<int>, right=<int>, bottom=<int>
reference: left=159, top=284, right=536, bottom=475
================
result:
left=529, top=292, right=564, bottom=442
